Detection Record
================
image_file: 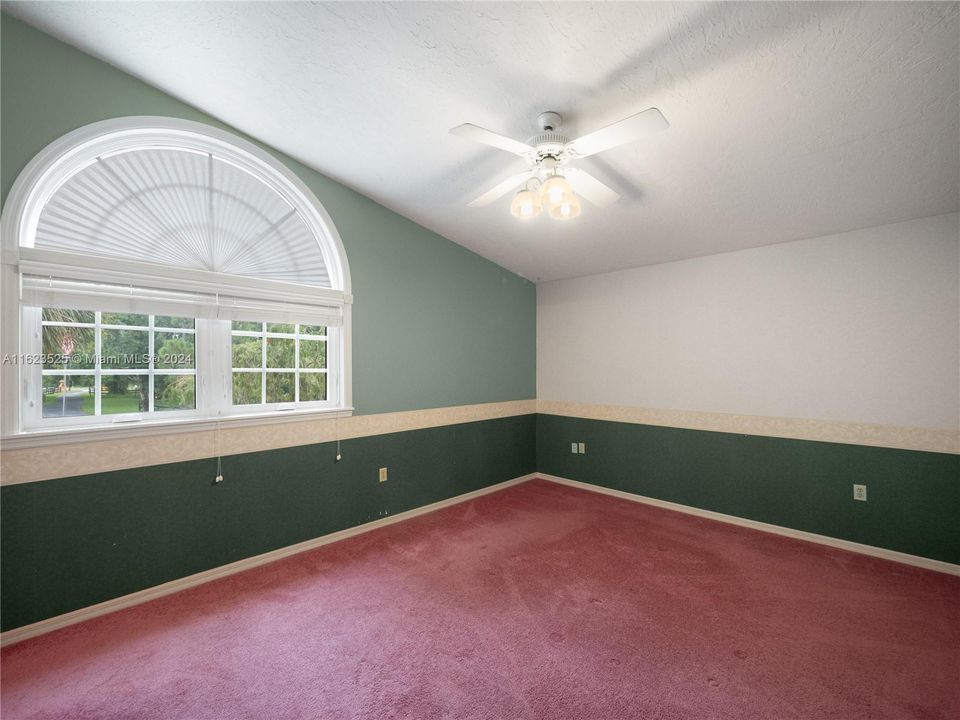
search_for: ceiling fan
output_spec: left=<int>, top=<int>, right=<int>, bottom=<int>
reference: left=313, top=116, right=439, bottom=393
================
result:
left=450, top=108, right=668, bottom=221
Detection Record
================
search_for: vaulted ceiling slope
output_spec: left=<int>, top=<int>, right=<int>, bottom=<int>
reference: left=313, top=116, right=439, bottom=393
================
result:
left=5, top=2, right=958, bottom=282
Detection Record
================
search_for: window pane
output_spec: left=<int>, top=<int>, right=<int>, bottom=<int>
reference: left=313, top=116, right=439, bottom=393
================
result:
left=154, top=375, right=196, bottom=411
left=156, top=332, right=195, bottom=370
left=102, top=329, right=149, bottom=369
left=232, top=320, right=262, bottom=332
left=232, top=372, right=261, bottom=405
left=299, top=324, right=325, bottom=337
left=42, top=308, right=94, bottom=324
left=299, top=372, right=326, bottom=402
left=42, top=325, right=95, bottom=370
left=266, top=372, right=295, bottom=403
left=267, top=322, right=294, bottom=334
left=299, top=339, right=326, bottom=369
left=266, top=338, right=295, bottom=368
left=101, top=375, right=148, bottom=414
left=155, top=315, right=195, bottom=329
left=42, top=374, right=95, bottom=418
left=232, top=335, right=262, bottom=368
left=102, top=312, right=148, bottom=327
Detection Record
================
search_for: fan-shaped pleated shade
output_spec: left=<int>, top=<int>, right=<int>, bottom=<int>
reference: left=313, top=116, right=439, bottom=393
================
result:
left=34, top=147, right=331, bottom=287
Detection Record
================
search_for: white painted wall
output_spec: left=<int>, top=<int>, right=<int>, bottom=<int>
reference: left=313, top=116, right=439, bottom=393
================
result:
left=537, top=213, right=960, bottom=429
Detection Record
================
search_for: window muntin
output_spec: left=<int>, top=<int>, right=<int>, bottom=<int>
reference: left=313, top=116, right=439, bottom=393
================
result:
left=231, top=321, right=327, bottom=406
left=37, top=309, right=197, bottom=423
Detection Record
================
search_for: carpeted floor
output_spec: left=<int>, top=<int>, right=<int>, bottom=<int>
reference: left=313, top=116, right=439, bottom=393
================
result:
left=2, top=478, right=958, bottom=719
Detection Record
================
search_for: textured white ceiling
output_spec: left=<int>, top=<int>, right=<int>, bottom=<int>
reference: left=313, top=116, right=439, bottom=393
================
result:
left=6, top=1, right=959, bottom=281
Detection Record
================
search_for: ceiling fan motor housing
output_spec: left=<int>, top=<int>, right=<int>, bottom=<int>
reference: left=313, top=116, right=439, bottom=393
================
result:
left=530, top=111, right=569, bottom=163
left=528, top=132, right=570, bottom=162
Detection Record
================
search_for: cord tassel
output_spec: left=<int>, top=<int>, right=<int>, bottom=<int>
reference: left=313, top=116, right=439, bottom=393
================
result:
left=214, top=421, right=224, bottom=483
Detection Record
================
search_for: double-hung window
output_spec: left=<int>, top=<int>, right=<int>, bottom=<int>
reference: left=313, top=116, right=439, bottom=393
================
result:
left=1, top=118, right=352, bottom=437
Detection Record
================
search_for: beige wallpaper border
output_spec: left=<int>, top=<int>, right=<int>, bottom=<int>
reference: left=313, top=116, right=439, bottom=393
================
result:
left=0, top=399, right=537, bottom=486
left=537, top=400, right=960, bottom=455
left=3, top=398, right=955, bottom=485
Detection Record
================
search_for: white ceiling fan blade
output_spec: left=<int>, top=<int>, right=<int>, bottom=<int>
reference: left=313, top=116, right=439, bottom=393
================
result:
left=566, top=108, right=669, bottom=158
left=565, top=168, right=621, bottom=208
left=450, top=123, right=535, bottom=157
left=467, top=171, right=533, bottom=207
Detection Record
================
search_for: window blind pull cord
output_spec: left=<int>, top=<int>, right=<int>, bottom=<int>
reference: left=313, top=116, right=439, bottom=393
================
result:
left=214, top=419, right=224, bottom=484
left=335, top=348, right=342, bottom=462
left=213, top=358, right=226, bottom=483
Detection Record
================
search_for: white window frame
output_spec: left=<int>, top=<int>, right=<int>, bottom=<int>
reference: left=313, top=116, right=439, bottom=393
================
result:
left=227, top=321, right=333, bottom=411
left=24, top=309, right=201, bottom=429
left=1, top=117, right=353, bottom=445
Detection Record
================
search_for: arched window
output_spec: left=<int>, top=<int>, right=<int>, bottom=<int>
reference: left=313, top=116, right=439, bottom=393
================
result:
left=1, top=117, right=352, bottom=436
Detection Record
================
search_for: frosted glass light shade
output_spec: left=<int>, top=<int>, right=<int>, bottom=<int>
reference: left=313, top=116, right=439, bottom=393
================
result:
left=510, top=189, right=542, bottom=219
left=549, top=194, right=582, bottom=220
left=540, top=174, right=574, bottom=208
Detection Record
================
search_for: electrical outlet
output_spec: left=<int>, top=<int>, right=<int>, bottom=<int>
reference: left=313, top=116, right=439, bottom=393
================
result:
left=379, top=467, right=388, bottom=483
left=578, top=442, right=586, bottom=454
left=571, top=442, right=578, bottom=454
left=853, top=484, right=866, bottom=501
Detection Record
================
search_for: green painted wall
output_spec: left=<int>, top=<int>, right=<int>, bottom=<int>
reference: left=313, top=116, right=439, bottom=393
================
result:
left=6, top=413, right=957, bottom=632
left=0, top=14, right=536, bottom=414
left=537, top=414, right=960, bottom=565
left=1, top=415, right=536, bottom=631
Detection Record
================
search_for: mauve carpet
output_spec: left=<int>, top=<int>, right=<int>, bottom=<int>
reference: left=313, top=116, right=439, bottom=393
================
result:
left=2, top=479, right=958, bottom=719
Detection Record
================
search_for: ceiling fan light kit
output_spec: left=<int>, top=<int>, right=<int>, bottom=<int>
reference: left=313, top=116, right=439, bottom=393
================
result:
left=451, top=107, right=668, bottom=221
left=510, top=171, right=581, bottom=222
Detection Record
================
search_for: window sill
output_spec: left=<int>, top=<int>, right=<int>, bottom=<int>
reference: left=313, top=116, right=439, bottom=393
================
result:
left=0, top=406, right=355, bottom=450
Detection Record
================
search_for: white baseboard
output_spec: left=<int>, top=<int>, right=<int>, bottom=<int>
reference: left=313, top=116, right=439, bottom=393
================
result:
left=0, top=473, right=538, bottom=648
left=537, top=473, right=960, bottom=577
